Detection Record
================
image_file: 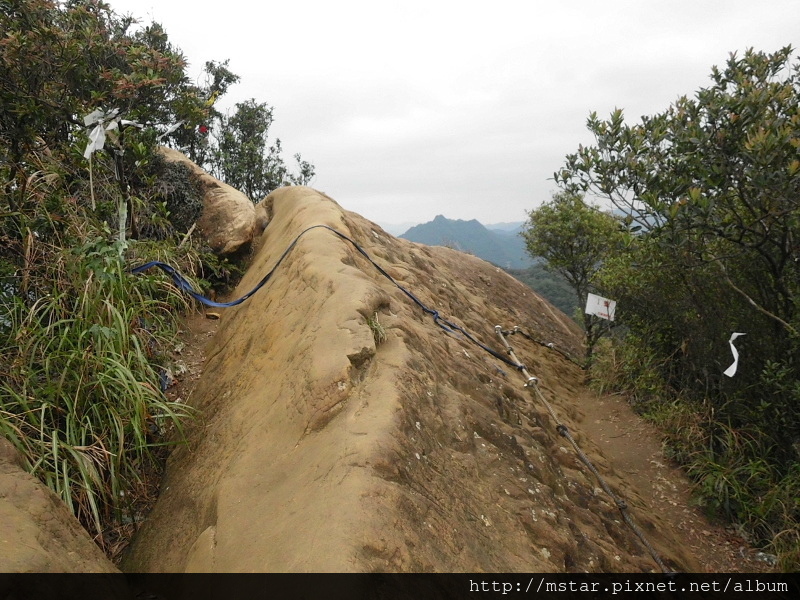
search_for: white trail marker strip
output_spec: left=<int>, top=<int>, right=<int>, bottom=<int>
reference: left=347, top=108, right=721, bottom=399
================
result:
left=723, top=332, right=746, bottom=377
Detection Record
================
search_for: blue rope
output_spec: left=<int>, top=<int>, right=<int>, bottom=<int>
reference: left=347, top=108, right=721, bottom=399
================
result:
left=130, top=225, right=524, bottom=370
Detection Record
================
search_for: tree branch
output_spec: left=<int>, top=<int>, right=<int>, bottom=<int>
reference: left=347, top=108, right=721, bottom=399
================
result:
left=709, top=252, right=797, bottom=336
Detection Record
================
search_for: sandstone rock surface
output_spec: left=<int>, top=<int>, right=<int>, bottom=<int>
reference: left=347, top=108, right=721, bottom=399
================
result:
left=0, top=438, right=120, bottom=576
left=123, top=187, right=699, bottom=573
left=157, top=146, right=255, bottom=255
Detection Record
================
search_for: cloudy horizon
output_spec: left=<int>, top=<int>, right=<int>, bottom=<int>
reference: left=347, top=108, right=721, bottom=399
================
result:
left=108, top=0, right=800, bottom=229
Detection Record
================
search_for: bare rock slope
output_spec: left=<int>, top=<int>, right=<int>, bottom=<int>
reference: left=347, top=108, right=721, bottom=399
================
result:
left=0, top=438, right=119, bottom=574
left=124, top=186, right=699, bottom=572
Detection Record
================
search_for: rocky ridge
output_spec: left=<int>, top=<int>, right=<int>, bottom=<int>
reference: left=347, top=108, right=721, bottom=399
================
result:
left=121, top=186, right=698, bottom=573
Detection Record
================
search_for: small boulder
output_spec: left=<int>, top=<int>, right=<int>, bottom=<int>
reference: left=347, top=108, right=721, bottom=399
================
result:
left=157, top=147, right=255, bottom=255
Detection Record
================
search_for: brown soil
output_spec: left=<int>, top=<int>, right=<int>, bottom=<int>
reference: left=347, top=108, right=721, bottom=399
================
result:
left=577, top=392, right=772, bottom=572
left=120, top=187, right=774, bottom=573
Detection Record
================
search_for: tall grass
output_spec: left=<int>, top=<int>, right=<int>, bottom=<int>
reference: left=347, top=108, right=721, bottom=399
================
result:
left=0, top=141, right=229, bottom=557
left=685, top=423, right=800, bottom=570
left=0, top=233, right=194, bottom=549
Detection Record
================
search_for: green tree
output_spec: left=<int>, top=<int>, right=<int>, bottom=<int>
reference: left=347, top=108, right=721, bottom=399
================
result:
left=555, top=47, right=800, bottom=421
left=521, top=191, right=623, bottom=362
left=556, top=47, right=800, bottom=562
left=558, top=47, right=799, bottom=342
left=288, top=152, right=316, bottom=186
left=176, top=59, right=240, bottom=167
left=209, top=99, right=315, bottom=201
left=1, top=0, right=212, bottom=228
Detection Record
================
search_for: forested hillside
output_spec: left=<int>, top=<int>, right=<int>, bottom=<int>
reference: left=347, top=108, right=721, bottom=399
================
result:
left=506, top=263, right=578, bottom=318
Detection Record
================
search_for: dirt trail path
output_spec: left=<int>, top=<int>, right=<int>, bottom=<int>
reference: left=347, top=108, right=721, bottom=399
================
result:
left=577, top=391, right=772, bottom=573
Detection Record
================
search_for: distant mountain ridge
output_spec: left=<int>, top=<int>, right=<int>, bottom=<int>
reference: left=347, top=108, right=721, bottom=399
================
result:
left=400, top=215, right=532, bottom=269
left=484, top=221, right=526, bottom=233
left=378, top=221, right=420, bottom=236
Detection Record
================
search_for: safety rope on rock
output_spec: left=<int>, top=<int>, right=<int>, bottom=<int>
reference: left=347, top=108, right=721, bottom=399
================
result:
left=495, top=326, right=673, bottom=575
left=503, top=325, right=583, bottom=368
left=131, top=224, right=523, bottom=370
left=133, top=224, right=673, bottom=573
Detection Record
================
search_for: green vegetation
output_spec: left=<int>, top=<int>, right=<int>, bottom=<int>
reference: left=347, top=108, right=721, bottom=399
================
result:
left=1, top=0, right=310, bottom=556
left=367, top=312, right=387, bottom=346
left=521, top=191, right=623, bottom=361
left=1, top=233, right=194, bottom=549
left=505, top=262, right=577, bottom=318
left=210, top=99, right=315, bottom=201
left=548, top=47, right=799, bottom=568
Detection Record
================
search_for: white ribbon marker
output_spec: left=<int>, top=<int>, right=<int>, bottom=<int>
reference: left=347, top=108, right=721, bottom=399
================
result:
left=723, top=332, right=746, bottom=377
left=156, top=120, right=184, bottom=141
left=83, top=108, right=120, bottom=159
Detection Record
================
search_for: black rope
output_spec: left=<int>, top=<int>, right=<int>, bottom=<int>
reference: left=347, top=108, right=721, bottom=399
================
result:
left=496, top=326, right=673, bottom=574
left=131, top=224, right=522, bottom=370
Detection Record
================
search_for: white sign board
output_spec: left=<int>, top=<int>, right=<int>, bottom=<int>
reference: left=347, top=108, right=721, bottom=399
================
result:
left=586, top=293, right=616, bottom=321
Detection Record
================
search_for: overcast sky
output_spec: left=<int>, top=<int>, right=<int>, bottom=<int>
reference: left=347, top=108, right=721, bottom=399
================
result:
left=109, top=0, right=799, bottom=229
